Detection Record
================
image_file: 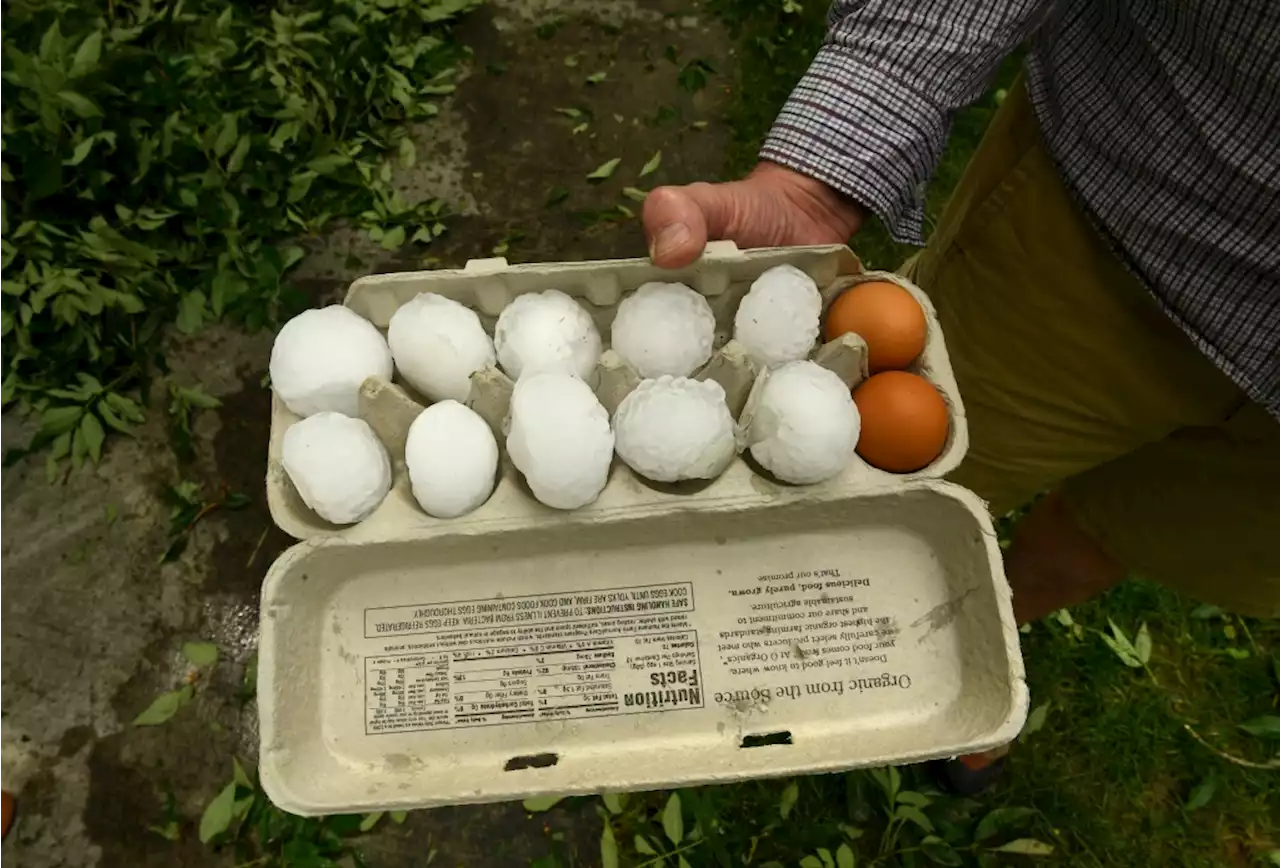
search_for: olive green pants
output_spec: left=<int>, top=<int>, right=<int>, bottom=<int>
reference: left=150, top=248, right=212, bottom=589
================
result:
left=906, top=80, right=1280, bottom=618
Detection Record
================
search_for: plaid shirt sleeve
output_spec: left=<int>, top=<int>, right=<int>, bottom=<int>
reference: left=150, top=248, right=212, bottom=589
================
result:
left=760, top=0, right=1053, bottom=243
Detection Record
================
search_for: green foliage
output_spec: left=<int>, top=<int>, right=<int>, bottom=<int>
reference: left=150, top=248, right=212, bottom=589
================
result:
left=198, top=759, right=380, bottom=866
left=600, top=773, right=1056, bottom=868
left=162, top=479, right=250, bottom=562
left=2, top=0, right=477, bottom=466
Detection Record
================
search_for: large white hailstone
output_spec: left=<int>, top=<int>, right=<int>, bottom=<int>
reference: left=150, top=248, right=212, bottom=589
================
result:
left=494, top=290, right=602, bottom=381
left=387, top=293, right=495, bottom=403
left=404, top=401, right=498, bottom=519
left=611, top=282, right=716, bottom=378
left=507, top=372, right=614, bottom=509
left=733, top=264, right=822, bottom=369
left=613, top=377, right=736, bottom=482
left=282, top=412, right=391, bottom=524
left=271, top=306, right=393, bottom=417
left=747, top=361, right=860, bottom=485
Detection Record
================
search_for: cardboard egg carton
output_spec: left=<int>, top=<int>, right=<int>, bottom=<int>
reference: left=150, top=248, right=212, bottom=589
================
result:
left=266, top=242, right=969, bottom=541
left=258, top=243, right=1024, bottom=816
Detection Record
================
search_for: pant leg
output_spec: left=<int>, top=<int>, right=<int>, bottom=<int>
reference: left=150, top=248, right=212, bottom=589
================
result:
left=902, top=76, right=1279, bottom=615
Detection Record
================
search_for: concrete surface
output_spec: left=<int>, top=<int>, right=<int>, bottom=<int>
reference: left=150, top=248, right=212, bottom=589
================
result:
left=1, top=1, right=736, bottom=865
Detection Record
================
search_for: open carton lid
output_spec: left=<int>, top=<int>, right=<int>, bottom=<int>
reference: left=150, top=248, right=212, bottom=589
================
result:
left=259, top=479, right=1027, bottom=815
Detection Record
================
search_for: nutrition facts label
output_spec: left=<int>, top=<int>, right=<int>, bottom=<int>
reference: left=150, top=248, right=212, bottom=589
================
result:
left=363, top=584, right=705, bottom=734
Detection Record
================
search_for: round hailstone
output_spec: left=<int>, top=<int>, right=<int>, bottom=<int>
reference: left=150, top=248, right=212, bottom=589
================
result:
left=747, top=361, right=860, bottom=485
left=404, top=401, right=498, bottom=519
left=494, top=290, right=602, bottom=381
left=733, top=264, right=822, bottom=369
left=507, top=373, right=614, bottom=510
left=611, top=282, right=716, bottom=378
left=613, top=377, right=736, bottom=482
left=271, top=306, right=393, bottom=418
left=388, top=293, right=495, bottom=403
left=282, top=412, right=391, bottom=524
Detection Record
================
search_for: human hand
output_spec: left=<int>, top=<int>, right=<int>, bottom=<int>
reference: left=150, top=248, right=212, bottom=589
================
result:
left=642, top=162, right=865, bottom=269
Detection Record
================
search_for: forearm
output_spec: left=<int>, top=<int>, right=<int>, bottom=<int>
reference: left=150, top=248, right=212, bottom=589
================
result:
left=761, top=0, right=1052, bottom=243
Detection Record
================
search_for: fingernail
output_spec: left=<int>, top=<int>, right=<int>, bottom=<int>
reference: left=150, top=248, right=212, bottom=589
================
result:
left=651, top=222, right=691, bottom=262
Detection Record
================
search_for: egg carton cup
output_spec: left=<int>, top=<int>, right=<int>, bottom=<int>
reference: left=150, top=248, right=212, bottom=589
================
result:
left=260, top=242, right=1023, bottom=816
left=267, top=242, right=968, bottom=542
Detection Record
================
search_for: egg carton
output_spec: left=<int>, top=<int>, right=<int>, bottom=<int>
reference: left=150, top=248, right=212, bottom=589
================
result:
left=259, top=242, right=1025, bottom=815
left=266, top=242, right=969, bottom=541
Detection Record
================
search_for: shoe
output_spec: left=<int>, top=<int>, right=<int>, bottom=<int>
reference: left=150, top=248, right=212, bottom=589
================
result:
left=930, top=753, right=1007, bottom=796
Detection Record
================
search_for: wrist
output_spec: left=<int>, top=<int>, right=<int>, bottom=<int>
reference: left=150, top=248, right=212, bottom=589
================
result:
left=749, top=161, right=866, bottom=238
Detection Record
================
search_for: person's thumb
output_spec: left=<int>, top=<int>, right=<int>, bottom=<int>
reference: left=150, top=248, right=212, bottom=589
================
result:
left=643, top=182, right=741, bottom=269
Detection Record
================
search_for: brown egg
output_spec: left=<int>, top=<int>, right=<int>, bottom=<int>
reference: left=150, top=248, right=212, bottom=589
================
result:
left=853, top=371, right=950, bottom=473
left=823, top=280, right=927, bottom=371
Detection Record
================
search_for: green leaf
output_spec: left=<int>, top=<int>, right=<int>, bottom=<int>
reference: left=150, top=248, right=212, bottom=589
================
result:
left=232, top=757, right=253, bottom=790
left=1134, top=622, right=1152, bottom=664
left=779, top=780, right=799, bottom=819
left=390, top=811, right=408, bottom=824
left=920, top=836, right=962, bottom=866
left=1239, top=716, right=1280, bottom=739
left=65, top=136, right=99, bottom=167
left=634, top=835, right=657, bottom=855
left=399, top=136, right=417, bottom=168
left=226, top=135, right=251, bottom=174
left=133, top=686, right=193, bottom=726
left=836, top=843, right=855, bottom=868
left=601, top=792, right=625, bottom=814
left=1020, top=700, right=1052, bottom=740
left=974, top=806, right=1037, bottom=842
left=600, top=823, right=618, bottom=868
left=149, top=821, right=180, bottom=841
left=662, top=792, right=683, bottom=844
left=379, top=225, right=406, bottom=250
left=1189, top=603, right=1224, bottom=619
left=308, top=154, right=352, bottom=175
left=587, top=158, right=621, bottom=181
left=70, top=31, right=102, bottom=77
left=360, top=812, right=383, bottom=832
left=58, top=92, right=103, bottom=118
left=199, top=782, right=237, bottom=843
left=1267, top=850, right=1280, bottom=867
left=639, top=151, right=662, bottom=177
left=585, top=71, right=607, bottom=84
left=893, top=805, right=933, bottom=833
left=622, top=187, right=648, bottom=202
left=177, top=385, right=221, bottom=410
left=182, top=642, right=219, bottom=667
left=214, top=115, right=239, bottom=158
left=868, top=766, right=900, bottom=805
left=40, top=405, right=84, bottom=439
left=1099, top=619, right=1143, bottom=668
left=1185, top=774, right=1216, bottom=811
left=176, top=291, right=207, bottom=334
left=288, top=171, right=318, bottom=203
left=800, top=857, right=824, bottom=868
left=232, top=794, right=254, bottom=821
left=79, top=413, right=105, bottom=463
left=989, top=838, right=1055, bottom=856
left=522, top=795, right=564, bottom=813
left=896, top=790, right=930, bottom=808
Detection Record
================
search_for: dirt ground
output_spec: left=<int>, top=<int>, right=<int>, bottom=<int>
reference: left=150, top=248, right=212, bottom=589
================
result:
left=0, top=1, right=737, bottom=865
